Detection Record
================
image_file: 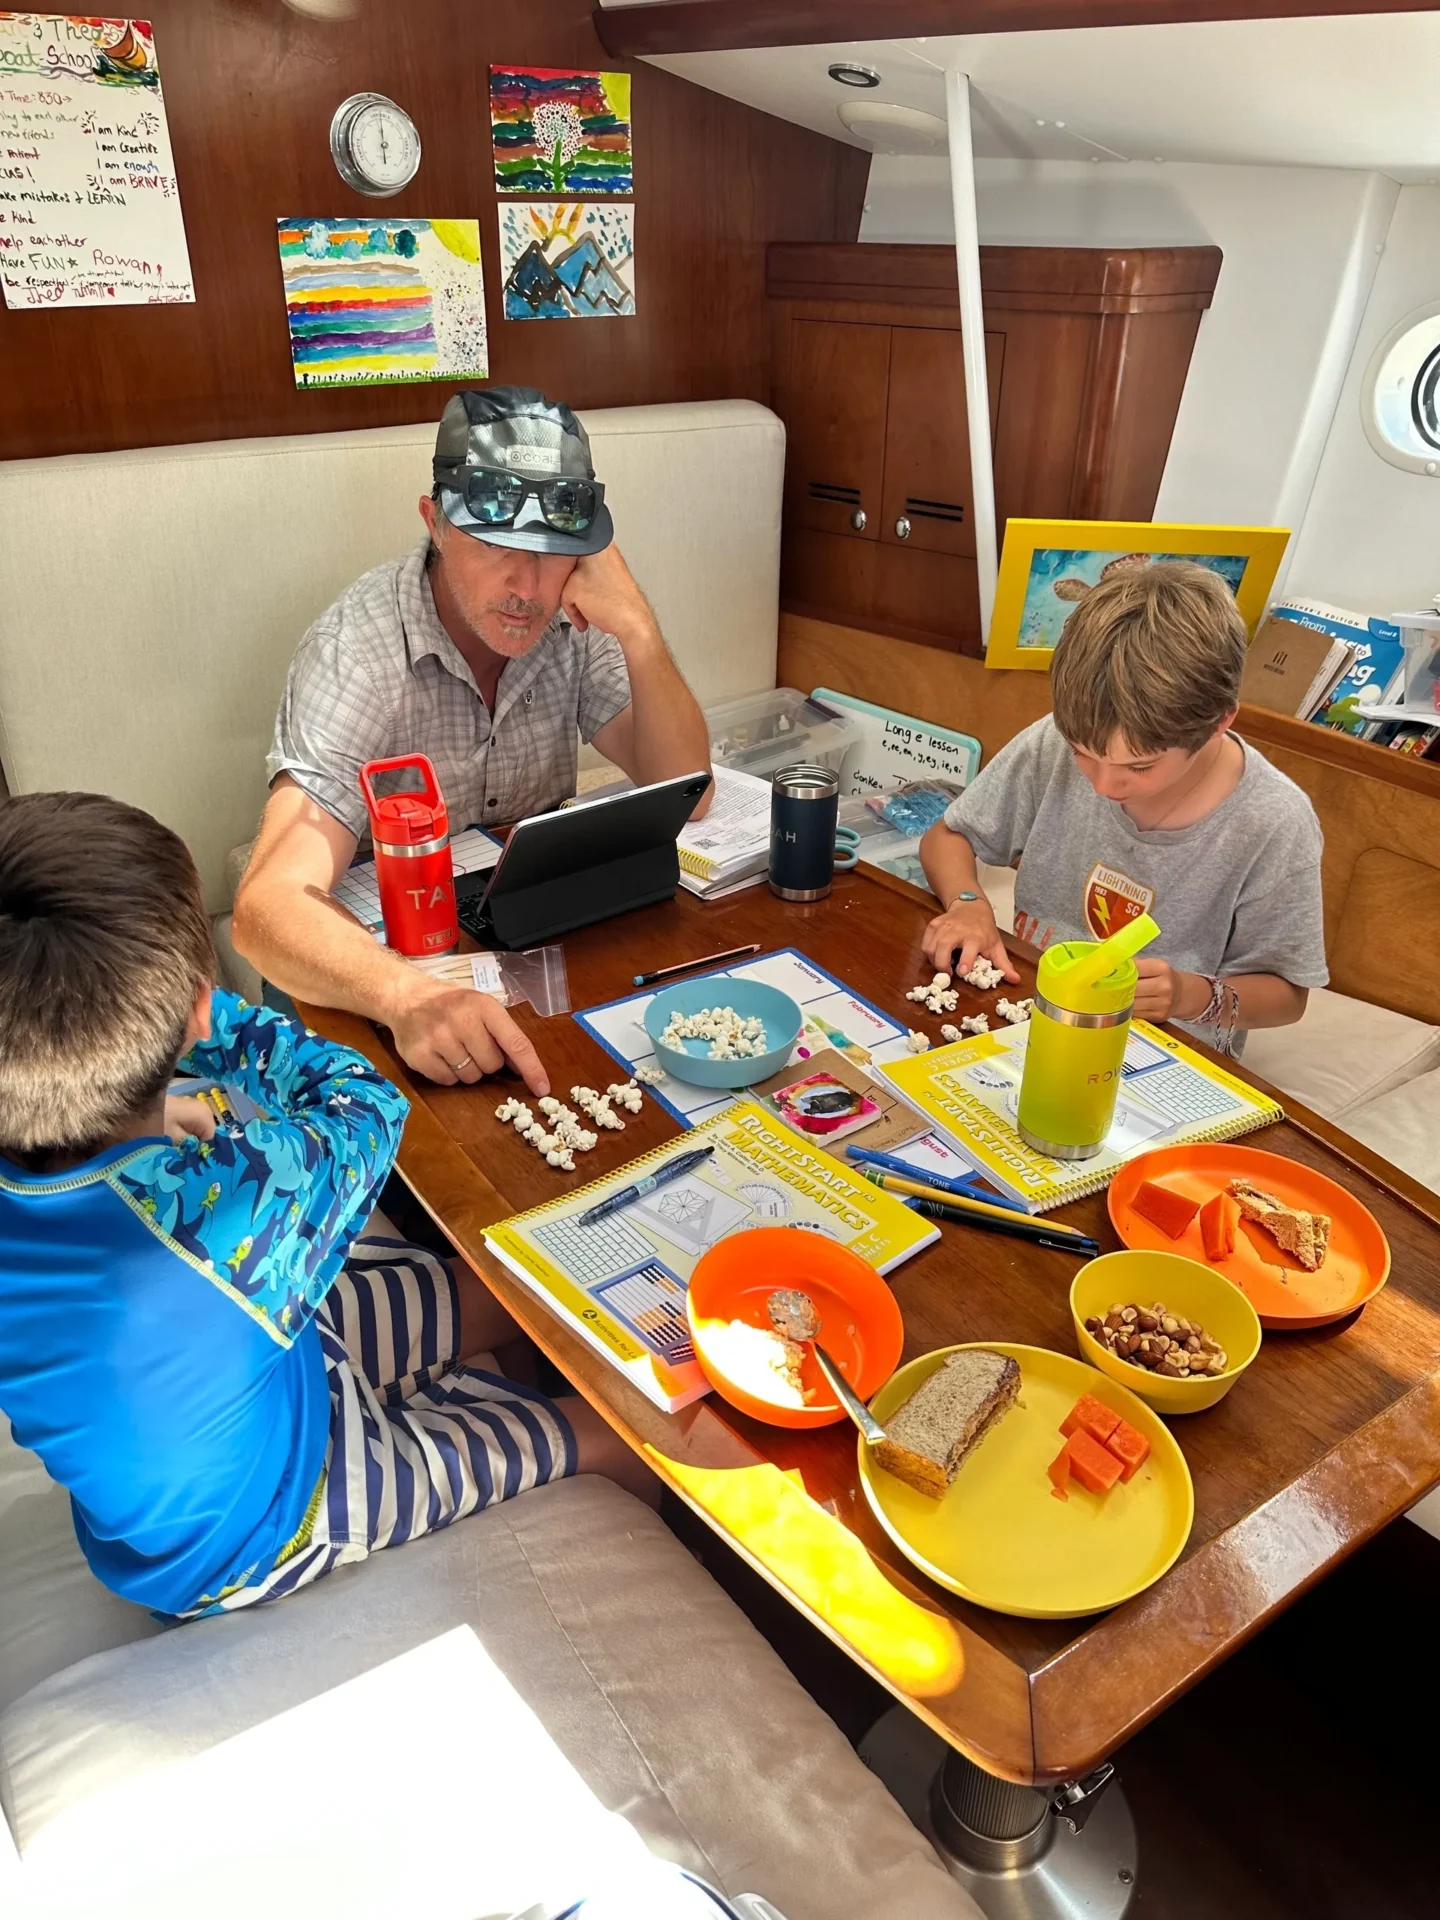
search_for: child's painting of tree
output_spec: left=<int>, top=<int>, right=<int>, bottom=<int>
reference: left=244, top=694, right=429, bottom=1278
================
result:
left=490, top=67, right=633, bottom=196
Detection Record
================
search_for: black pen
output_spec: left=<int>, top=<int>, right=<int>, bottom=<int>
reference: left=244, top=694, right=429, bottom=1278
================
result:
left=577, top=1145, right=717, bottom=1227
left=906, top=1194, right=1102, bottom=1257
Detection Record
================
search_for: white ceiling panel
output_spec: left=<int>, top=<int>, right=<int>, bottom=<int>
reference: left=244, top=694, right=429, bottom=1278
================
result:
left=646, top=17, right=1440, bottom=181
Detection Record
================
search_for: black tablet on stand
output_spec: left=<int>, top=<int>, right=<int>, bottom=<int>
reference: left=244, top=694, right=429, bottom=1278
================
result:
left=455, top=769, right=714, bottom=950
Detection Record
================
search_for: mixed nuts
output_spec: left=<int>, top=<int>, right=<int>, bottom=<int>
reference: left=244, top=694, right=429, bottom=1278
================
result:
left=1084, top=1301, right=1229, bottom=1379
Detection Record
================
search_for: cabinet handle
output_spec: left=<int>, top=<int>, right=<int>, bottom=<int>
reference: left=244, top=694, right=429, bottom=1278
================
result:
left=895, top=515, right=911, bottom=540
left=850, top=507, right=867, bottom=532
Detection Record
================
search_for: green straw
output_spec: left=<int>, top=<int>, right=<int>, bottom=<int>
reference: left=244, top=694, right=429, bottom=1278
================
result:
left=1053, top=911, right=1161, bottom=995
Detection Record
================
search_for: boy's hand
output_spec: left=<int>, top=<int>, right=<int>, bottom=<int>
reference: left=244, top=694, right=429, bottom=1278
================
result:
left=921, top=902, right=1022, bottom=984
left=387, top=982, right=550, bottom=1097
left=1133, top=959, right=1208, bottom=1024
left=164, top=1095, right=217, bottom=1146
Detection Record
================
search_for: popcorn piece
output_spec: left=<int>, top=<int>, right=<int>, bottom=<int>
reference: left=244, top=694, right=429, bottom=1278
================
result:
left=658, top=1004, right=769, bottom=1062
left=996, top=997, right=1034, bottom=1025
left=905, top=1029, right=931, bottom=1053
left=961, top=957, right=1005, bottom=991
left=960, top=1013, right=991, bottom=1036
left=607, top=1079, right=645, bottom=1115
left=931, top=972, right=952, bottom=989
left=940, top=1024, right=961, bottom=1044
left=634, top=1064, right=667, bottom=1086
left=494, top=1092, right=599, bottom=1173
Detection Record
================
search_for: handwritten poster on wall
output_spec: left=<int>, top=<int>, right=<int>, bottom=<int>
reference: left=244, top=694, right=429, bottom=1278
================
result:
left=0, top=13, right=194, bottom=308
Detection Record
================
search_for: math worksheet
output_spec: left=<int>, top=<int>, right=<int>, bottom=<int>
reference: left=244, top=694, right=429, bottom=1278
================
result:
left=0, top=14, right=194, bottom=308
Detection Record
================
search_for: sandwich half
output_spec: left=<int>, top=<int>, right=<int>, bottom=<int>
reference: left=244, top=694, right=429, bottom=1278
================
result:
left=873, top=1348, right=1021, bottom=1500
left=1228, top=1179, right=1331, bottom=1272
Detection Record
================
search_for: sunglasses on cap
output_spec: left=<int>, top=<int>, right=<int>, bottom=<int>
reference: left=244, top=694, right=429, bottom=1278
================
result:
left=433, top=460, right=604, bottom=536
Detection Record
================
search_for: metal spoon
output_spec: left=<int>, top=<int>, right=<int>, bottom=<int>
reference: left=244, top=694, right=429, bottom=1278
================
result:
left=767, top=1287, right=887, bottom=1447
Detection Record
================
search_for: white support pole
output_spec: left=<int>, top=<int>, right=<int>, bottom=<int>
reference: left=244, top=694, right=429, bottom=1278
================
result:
left=944, top=68, right=999, bottom=647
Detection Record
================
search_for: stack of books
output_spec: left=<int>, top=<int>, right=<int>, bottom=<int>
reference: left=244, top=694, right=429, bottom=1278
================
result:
left=1239, top=599, right=1408, bottom=741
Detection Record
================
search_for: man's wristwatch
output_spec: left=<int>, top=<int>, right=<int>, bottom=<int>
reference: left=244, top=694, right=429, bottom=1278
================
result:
left=949, top=891, right=981, bottom=908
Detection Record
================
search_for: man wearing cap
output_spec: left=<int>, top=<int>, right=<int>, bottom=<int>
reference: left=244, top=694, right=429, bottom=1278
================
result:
left=233, top=388, right=712, bottom=1097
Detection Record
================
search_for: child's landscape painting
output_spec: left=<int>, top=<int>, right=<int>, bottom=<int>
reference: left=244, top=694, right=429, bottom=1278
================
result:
left=490, top=66, right=633, bottom=195
left=1015, top=548, right=1249, bottom=651
left=277, top=217, right=488, bottom=387
left=498, top=203, right=636, bottom=320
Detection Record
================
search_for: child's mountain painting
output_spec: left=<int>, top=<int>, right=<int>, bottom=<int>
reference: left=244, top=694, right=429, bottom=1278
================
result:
left=277, top=217, right=488, bottom=387
left=490, top=67, right=633, bottom=196
left=499, top=204, right=636, bottom=321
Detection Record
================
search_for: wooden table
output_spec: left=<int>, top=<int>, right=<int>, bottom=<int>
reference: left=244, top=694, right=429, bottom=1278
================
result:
left=299, top=868, right=1440, bottom=1787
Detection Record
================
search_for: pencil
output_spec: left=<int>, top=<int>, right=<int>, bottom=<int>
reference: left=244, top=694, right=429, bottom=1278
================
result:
left=855, top=1165, right=1099, bottom=1249
left=633, top=944, right=761, bottom=987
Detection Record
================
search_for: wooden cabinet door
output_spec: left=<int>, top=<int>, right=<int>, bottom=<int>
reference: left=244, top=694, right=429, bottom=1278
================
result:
left=779, top=319, right=891, bottom=542
left=878, top=326, right=1005, bottom=559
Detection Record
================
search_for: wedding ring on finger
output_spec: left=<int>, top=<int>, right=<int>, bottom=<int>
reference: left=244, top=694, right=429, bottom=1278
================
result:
left=451, top=1054, right=474, bottom=1074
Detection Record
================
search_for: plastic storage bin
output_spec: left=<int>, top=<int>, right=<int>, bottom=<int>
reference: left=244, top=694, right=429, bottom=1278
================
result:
left=1396, top=612, right=1440, bottom=715
left=706, top=687, right=860, bottom=782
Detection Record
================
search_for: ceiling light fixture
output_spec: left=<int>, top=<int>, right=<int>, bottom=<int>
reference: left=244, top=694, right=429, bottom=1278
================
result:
left=828, top=62, right=882, bottom=89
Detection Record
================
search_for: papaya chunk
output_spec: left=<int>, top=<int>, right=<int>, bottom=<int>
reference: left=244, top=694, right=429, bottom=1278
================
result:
left=1199, top=1190, right=1240, bottom=1262
left=1132, top=1179, right=1201, bottom=1240
left=1064, top=1428, right=1123, bottom=1494
left=1103, top=1419, right=1151, bottom=1482
left=1060, top=1392, right=1121, bottom=1445
left=1047, top=1446, right=1072, bottom=1501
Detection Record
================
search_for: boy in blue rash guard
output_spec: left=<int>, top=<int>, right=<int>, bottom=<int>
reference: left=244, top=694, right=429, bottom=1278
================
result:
left=0, top=793, right=644, bottom=1620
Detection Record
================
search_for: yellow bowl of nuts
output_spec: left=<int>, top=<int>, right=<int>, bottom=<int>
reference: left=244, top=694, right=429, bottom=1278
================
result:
left=1070, top=1250, right=1262, bottom=1414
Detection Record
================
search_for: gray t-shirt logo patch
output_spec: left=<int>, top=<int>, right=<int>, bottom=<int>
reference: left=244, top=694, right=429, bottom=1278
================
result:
left=1084, top=863, right=1156, bottom=942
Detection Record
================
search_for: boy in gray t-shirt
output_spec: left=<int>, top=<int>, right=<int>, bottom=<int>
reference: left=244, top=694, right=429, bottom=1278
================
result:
left=919, top=562, right=1327, bottom=1054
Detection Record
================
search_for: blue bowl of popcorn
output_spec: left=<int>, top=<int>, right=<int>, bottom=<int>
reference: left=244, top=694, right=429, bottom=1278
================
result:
left=643, top=977, right=803, bottom=1089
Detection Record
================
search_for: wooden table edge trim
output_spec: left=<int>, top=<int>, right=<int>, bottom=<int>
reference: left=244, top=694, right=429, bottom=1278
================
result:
left=304, top=1003, right=1041, bottom=1782
left=1024, top=1373, right=1440, bottom=1779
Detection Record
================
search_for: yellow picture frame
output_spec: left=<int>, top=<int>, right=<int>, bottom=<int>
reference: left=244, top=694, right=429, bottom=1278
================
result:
left=985, top=519, right=1291, bottom=671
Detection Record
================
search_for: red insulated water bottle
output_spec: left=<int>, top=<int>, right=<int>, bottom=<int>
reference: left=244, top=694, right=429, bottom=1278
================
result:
left=358, top=754, right=459, bottom=956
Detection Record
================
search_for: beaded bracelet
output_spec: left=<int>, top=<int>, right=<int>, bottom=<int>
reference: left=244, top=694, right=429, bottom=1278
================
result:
left=1195, top=973, right=1241, bottom=1055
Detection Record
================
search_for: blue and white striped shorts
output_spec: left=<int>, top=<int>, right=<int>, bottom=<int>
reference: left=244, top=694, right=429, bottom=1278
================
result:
left=199, top=1237, right=577, bottom=1613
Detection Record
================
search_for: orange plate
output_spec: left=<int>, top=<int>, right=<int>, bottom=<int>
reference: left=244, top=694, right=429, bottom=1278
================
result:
left=686, top=1227, right=904, bottom=1428
left=1109, top=1143, right=1390, bottom=1328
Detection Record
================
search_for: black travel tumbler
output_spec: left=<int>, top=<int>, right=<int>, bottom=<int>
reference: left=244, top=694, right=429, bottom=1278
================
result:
left=769, top=763, right=841, bottom=901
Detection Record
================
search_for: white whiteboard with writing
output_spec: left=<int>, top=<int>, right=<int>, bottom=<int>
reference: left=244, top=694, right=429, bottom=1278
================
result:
left=0, top=13, right=193, bottom=309
left=812, top=686, right=982, bottom=797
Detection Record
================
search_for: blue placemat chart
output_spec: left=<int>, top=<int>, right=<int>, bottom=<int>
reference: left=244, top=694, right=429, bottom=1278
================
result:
left=573, top=948, right=916, bottom=1127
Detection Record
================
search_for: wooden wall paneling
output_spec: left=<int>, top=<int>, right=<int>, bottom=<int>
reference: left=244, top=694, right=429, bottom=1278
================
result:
left=872, top=546, right=983, bottom=652
left=0, top=0, right=868, bottom=462
left=877, top=326, right=1005, bottom=561
left=782, top=528, right=878, bottom=626
left=767, top=243, right=1223, bottom=314
left=781, top=319, right=891, bottom=539
left=1070, top=307, right=1207, bottom=519
left=987, top=308, right=1093, bottom=528
left=596, top=1, right=1440, bottom=59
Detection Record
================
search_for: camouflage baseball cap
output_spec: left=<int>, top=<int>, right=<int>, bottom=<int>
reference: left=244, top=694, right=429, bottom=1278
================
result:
left=432, top=386, right=614, bottom=556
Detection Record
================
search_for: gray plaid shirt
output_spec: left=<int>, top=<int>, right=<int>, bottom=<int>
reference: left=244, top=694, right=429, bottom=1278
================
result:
left=267, top=543, right=632, bottom=839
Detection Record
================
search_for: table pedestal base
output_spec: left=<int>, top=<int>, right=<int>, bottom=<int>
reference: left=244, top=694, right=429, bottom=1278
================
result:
left=858, top=1707, right=1136, bottom=1920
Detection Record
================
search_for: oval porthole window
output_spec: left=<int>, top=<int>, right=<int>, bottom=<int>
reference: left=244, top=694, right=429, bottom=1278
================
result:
left=1362, top=302, right=1440, bottom=476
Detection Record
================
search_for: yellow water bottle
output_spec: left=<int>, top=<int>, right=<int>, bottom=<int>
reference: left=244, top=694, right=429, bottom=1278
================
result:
left=1016, top=914, right=1160, bottom=1160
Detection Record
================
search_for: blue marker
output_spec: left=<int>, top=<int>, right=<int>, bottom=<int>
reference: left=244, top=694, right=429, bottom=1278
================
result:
left=844, top=1144, right=1028, bottom=1214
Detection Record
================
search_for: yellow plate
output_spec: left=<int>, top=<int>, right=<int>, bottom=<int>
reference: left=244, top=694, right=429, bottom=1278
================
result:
left=858, top=1343, right=1195, bottom=1619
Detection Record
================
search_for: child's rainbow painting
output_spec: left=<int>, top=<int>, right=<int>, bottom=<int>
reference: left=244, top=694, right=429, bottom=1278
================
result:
left=490, top=67, right=633, bottom=196
left=498, top=203, right=635, bottom=321
left=276, top=217, right=488, bottom=388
